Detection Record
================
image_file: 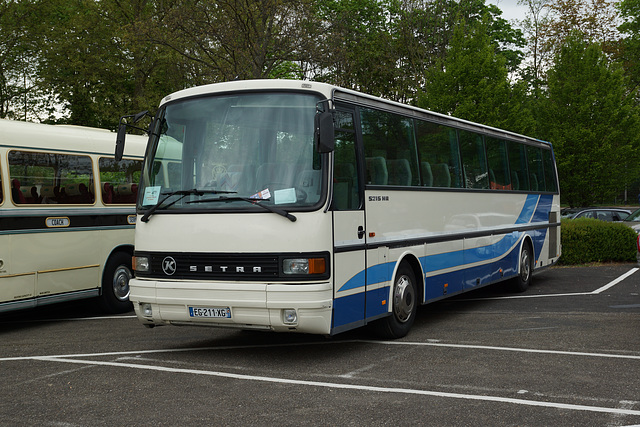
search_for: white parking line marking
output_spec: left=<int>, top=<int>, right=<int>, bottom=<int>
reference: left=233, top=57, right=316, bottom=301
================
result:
left=592, top=268, right=639, bottom=294
left=460, top=267, right=639, bottom=301
left=2, top=339, right=640, bottom=362
left=30, top=356, right=640, bottom=417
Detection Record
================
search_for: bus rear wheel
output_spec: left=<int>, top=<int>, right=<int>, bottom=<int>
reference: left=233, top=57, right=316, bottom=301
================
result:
left=512, top=241, right=533, bottom=293
left=375, top=263, right=417, bottom=339
left=100, top=251, right=133, bottom=313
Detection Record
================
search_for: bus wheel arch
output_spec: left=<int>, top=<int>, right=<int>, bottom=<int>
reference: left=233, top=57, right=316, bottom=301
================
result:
left=375, top=255, right=422, bottom=339
left=99, top=246, right=134, bottom=313
left=512, top=236, right=534, bottom=293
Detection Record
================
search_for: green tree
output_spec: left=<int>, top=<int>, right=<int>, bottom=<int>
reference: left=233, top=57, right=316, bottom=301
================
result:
left=310, top=0, right=400, bottom=98
left=619, top=0, right=640, bottom=89
left=541, top=32, right=640, bottom=206
left=151, top=0, right=315, bottom=83
left=417, top=17, right=532, bottom=133
left=0, top=1, right=53, bottom=120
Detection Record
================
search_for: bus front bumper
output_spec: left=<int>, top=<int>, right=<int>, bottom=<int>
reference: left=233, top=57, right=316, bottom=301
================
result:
left=129, top=278, right=333, bottom=335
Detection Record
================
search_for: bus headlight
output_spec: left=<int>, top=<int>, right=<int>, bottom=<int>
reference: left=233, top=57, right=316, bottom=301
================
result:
left=133, top=256, right=149, bottom=272
left=282, top=257, right=326, bottom=275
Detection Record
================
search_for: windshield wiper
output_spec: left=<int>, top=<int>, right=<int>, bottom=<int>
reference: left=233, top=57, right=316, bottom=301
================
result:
left=187, top=196, right=297, bottom=222
left=140, top=188, right=237, bottom=223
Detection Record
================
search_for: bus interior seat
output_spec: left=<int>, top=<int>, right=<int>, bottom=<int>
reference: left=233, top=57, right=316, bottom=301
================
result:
left=366, top=157, right=388, bottom=185
left=511, top=171, right=520, bottom=191
left=432, top=163, right=451, bottom=187
left=11, top=179, right=26, bottom=204
left=386, top=159, right=412, bottom=186
left=30, top=186, right=42, bottom=203
left=421, top=162, right=433, bottom=186
left=102, top=183, right=115, bottom=204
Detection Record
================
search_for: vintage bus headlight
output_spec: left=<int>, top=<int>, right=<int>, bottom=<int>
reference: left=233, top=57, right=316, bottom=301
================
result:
left=282, top=257, right=326, bottom=275
left=133, top=256, right=150, bottom=272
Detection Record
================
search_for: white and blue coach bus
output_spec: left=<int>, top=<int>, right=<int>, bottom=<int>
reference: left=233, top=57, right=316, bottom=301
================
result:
left=0, top=120, right=145, bottom=313
left=118, top=80, right=560, bottom=338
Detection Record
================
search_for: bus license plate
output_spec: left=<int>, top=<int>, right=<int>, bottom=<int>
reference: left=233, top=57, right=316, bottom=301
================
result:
left=188, top=307, right=231, bottom=319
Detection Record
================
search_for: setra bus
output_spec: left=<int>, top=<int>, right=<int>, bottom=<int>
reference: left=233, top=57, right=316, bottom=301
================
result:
left=0, top=120, right=146, bottom=313
left=117, top=80, right=560, bottom=338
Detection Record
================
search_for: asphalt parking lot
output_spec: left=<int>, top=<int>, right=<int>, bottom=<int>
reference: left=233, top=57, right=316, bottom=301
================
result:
left=1, top=264, right=639, bottom=426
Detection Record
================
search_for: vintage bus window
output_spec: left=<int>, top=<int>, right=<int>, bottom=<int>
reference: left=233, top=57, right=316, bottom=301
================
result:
left=526, top=145, right=546, bottom=192
left=99, top=158, right=143, bottom=204
left=414, top=120, right=462, bottom=188
left=360, top=108, right=419, bottom=187
left=8, top=150, right=94, bottom=205
left=0, top=163, right=3, bottom=204
left=506, top=140, right=530, bottom=191
left=486, top=137, right=511, bottom=190
left=333, top=110, right=360, bottom=210
left=542, top=149, right=558, bottom=193
left=459, top=130, right=489, bottom=189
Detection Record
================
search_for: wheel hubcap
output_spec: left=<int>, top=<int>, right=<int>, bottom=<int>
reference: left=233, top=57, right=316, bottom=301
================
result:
left=112, top=266, right=132, bottom=301
left=393, top=275, right=415, bottom=323
left=520, top=249, right=530, bottom=282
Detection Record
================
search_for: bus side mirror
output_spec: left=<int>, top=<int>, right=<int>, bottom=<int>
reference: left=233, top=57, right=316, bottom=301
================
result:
left=315, top=110, right=334, bottom=153
left=114, top=110, right=149, bottom=161
left=115, top=123, right=127, bottom=161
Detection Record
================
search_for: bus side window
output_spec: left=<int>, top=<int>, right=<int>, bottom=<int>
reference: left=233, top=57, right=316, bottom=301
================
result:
left=459, top=130, right=489, bottom=190
left=99, top=157, right=143, bottom=204
left=526, top=145, right=546, bottom=192
left=486, top=137, right=511, bottom=190
left=507, top=141, right=529, bottom=191
left=415, top=120, right=462, bottom=188
left=360, top=108, right=419, bottom=187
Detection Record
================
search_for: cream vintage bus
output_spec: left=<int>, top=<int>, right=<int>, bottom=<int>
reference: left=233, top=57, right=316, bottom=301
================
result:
left=0, top=120, right=146, bottom=313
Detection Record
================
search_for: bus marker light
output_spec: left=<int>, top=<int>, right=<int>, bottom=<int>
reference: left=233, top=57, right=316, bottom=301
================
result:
left=382, top=300, right=386, bottom=306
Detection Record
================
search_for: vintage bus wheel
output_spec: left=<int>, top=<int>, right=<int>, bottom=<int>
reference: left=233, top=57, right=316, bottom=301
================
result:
left=100, top=252, right=133, bottom=313
left=512, top=241, right=533, bottom=293
left=376, top=263, right=417, bottom=339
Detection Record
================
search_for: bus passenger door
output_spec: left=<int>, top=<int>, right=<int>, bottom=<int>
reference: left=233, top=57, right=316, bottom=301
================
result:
left=331, top=107, right=367, bottom=334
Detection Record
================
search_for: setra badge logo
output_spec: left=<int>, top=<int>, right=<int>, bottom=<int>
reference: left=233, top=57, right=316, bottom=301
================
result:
left=162, top=256, right=177, bottom=276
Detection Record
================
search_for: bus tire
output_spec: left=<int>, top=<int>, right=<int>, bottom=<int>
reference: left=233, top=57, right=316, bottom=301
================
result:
left=100, top=251, right=133, bottom=313
left=512, top=241, right=533, bottom=293
left=376, top=263, right=417, bottom=339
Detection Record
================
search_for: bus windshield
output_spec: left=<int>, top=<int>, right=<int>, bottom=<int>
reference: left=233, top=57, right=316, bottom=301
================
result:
left=139, top=92, right=324, bottom=214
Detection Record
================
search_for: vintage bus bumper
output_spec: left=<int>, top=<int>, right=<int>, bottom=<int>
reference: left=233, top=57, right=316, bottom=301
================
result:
left=129, top=278, right=333, bottom=334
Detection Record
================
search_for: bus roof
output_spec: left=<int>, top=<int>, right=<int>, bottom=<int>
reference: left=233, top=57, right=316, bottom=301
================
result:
left=0, top=119, right=147, bottom=158
left=159, top=79, right=551, bottom=149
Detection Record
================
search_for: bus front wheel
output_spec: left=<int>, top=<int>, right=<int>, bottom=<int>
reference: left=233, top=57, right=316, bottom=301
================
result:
left=100, top=251, right=133, bottom=313
left=375, top=263, right=417, bottom=339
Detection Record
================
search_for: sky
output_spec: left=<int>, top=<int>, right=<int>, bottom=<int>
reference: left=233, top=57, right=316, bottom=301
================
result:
left=486, top=0, right=529, bottom=22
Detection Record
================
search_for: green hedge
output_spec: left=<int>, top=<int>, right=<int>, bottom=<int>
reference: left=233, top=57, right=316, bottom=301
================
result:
left=559, top=218, right=638, bottom=265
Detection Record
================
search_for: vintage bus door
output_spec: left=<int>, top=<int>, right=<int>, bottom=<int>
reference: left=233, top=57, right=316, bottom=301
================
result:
left=330, top=107, right=367, bottom=334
